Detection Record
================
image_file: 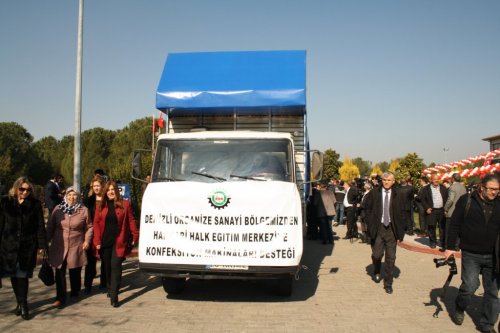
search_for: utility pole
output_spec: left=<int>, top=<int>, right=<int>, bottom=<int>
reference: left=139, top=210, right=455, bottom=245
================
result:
left=73, top=0, right=84, bottom=192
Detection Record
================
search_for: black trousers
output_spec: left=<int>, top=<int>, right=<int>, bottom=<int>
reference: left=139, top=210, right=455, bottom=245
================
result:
left=371, top=223, right=397, bottom=287
left=415, top=202, right=427, bottom=232
left=100, top=246, right=124, bottom=301
left=427, top=208, right=445, bottom=247
left=55, top=261, right=82, bottom=301
left=345, top=206, right=357, bottom=238
left=84, top=248, right=100, bottom=290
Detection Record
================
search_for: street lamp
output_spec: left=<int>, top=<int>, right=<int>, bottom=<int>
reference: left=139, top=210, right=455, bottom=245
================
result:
left=443, top=147, right=449, bottom=164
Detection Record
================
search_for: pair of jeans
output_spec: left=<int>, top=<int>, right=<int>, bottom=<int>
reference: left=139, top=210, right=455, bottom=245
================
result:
left=335, top=203, right=344, bottom=224
left=456, top=251, right=500, bottom=331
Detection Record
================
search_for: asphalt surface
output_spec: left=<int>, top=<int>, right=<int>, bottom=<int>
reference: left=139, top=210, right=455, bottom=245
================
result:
left=0, top=224, right=491, bottom=333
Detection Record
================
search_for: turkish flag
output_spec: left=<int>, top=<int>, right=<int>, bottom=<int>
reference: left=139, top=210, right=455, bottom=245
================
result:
left=158, top=113, right=165, bottom=129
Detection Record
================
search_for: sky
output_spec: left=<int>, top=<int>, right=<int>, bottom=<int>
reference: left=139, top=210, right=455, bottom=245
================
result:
left=1, top=0, right=499, bottom=166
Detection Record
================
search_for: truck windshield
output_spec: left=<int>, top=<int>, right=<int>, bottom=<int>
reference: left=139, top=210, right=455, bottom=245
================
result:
left=153, top=139, right=293, bottom=183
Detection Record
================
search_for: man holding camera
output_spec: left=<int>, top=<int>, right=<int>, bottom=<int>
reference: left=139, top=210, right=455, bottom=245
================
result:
left=444, top=174, right=500, bottom=333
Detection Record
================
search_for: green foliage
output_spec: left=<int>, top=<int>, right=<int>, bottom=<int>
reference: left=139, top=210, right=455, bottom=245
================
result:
left=395, top=153, right=426, bottom=186
left=352, top=157, right=372, bottom=177
left=0, top=122, right=34, bottom=185
left=322, top=149, right=341, bottom=180
left=378, top=161, right=390, bottom=172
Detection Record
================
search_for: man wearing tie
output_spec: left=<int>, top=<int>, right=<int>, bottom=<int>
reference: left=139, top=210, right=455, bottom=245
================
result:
left=366, top=171, right=406, bottom=294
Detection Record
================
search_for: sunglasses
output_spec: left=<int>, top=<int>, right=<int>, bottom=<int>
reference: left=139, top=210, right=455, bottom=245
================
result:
left=18, top=187, right=32, bottom=193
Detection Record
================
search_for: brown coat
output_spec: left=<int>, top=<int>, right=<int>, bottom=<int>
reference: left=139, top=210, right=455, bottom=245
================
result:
left=47, top=206, right=92, bottom=269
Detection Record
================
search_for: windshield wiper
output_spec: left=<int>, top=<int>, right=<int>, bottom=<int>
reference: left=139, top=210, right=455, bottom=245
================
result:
left=191, top=172, right=226, bottom=182
left=155, top=177, right=185, bottom=181
left=229, top=174, right=266, bottom=181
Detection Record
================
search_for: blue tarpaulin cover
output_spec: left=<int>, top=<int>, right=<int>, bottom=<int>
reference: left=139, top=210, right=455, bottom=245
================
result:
left=156, top=50, right=306, bottom=113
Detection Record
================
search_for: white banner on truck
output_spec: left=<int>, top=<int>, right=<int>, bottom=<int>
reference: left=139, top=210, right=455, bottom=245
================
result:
left=138, top=181, right=302, bottom=266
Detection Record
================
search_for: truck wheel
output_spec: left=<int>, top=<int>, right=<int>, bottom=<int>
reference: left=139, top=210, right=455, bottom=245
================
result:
left=162, top=277, right=186, bottom=295
left=275, top=276, right=293, bottom=297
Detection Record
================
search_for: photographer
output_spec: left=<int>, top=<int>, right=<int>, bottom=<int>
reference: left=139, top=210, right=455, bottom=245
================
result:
left=444, top=174, right=500, bottom=332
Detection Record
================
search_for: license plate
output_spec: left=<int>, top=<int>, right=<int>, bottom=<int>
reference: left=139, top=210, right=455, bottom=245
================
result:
left=207, top=265, right=249, bottom=270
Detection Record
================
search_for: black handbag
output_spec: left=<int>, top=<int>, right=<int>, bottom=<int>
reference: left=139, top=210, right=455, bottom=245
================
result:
left=38, top=251, right=55, bottom=286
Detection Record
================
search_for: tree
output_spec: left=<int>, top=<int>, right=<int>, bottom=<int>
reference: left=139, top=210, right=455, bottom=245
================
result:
left=378, top=161, right=390, bottom=172
left=395, top=153, right=425, bottom=185
left=0, top=122, right=34, bottom=185
left=339, top=157, right=359, bottom=182
left=370, top=164, right=382, bottom=177
left=31, top=136, right=63, bottom=184
left=80, top=128, right=115, bottom=184
left=388, top=159, right=400, bottom=175
left=322, top=149, right=342, bottom=180
left=352, top=157, right=372, bottom=177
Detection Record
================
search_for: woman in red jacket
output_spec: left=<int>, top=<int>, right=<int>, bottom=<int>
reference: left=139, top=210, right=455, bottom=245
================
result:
left=93, top=180, right=139, bottom=307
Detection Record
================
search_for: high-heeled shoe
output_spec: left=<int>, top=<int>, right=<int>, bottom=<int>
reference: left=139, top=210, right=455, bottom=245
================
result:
left=20, top=302, right=30, bottom=320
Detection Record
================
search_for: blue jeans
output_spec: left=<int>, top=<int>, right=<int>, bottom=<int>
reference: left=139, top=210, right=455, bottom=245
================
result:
left=456, top=251, right=500, bottom=330
left=335, top=203, right=344, bottom=224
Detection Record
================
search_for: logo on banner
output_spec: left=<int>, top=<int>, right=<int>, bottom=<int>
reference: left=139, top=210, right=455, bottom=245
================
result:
left=208, top=190, right=231, bottom=209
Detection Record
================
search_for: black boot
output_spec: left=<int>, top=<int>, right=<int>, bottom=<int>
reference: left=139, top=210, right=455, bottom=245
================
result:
left=20, top=302, right=29, bottom=320
left=17, top=278, right=30, bottom=320
left=10, top=277, right=21, bottom=316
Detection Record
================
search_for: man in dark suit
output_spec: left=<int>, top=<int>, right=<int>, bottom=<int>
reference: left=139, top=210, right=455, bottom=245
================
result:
left=420, top=174, right=449, bottom=249
left=44, top=174, right=63, bottom=215
left=399, top=178, right=416, bottom=235
left=365, top=171, right=405, bottom=294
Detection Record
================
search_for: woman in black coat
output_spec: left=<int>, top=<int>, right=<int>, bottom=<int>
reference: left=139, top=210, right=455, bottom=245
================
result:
left=0, top=176, right=47, bottom=320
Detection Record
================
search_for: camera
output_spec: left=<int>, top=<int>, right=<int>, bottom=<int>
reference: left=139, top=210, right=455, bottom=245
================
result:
left=433, top=256, right=458, bottom=275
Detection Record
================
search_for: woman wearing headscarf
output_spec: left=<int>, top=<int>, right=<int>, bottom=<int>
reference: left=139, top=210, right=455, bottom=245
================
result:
left=47, top=186, right=92, bottom=307
left=93, top=180, right=139, bottom=307
left=0, top=176, right=47, bottom=320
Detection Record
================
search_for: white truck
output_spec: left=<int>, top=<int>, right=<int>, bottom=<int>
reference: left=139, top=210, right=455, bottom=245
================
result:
left=133, top=50, right=322, bottom=296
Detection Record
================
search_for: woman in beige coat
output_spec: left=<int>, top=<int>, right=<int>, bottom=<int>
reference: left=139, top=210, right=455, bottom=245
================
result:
left=47, top=186, right=92, bottom=307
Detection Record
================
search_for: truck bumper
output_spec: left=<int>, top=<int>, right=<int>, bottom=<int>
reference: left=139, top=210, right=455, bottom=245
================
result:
left=139, top=262, right=299, bottom=280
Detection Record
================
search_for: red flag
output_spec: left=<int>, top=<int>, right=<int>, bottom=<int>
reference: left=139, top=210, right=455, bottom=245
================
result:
left=158, top=113, right=165, bottom=129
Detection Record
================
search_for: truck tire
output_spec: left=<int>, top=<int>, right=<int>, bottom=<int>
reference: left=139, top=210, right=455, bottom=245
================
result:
left=162, top=277, right=186, bottom=295
left=275, top=276, right=293, bottom=297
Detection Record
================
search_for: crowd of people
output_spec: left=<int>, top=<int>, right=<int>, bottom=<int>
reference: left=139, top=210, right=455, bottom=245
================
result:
left=0, top=170, right=139, bottom=320
left=307, top=171, right=500, bottom=333
left=1, top=167, right=499, bottom=331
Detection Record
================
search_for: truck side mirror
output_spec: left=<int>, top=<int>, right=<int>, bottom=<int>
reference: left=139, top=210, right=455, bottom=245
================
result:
left=311, top=151, right=323, bottom=182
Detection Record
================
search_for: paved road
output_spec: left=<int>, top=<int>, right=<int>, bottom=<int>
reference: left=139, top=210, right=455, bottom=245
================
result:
left=0, top=227, right=489, bottom=332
